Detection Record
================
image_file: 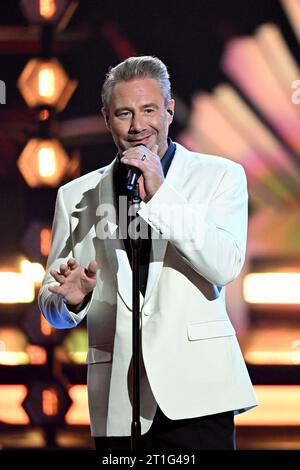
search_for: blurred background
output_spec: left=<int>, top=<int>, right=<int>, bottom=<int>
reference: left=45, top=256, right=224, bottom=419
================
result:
left=1, top=0, right=300, bottom=451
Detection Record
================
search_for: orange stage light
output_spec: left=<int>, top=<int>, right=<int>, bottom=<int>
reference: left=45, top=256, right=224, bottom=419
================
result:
left=39, top=0, right=57, bottom=20
left=0, top=385, right=29, bottom=424
left=40, top=313, right=53, bottom=336
left=18, top=58, right=77, bottom=111
left=20, top=0, right=78, bottom=26
left=65, top=385, right=89, bottom=425
left=40, top=228, right=51, bottom=257
left=244, top=272, right=300, bottom=304
left=236, top=386, right=300, bottom=426
left=42, top=388, right=59, bottom=416
left=244, top=326, right=300, bottom=365
left=18, top=137, right=69, bottom=187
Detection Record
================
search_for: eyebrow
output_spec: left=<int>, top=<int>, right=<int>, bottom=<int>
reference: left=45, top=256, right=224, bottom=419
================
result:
left=114, top=103, right=160, bottom=114
left=141, top=103, right=159, bottom=109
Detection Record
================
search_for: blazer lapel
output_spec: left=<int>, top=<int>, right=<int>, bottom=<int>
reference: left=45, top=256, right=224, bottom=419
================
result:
left=142, top=235, right=168, bottom=306
left=142, top=144, right=185, bottom=307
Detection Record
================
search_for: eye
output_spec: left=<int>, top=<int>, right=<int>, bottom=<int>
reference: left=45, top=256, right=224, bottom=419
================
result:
left=117, top=111, right=131, bottom=118
left=144, top=108, right=155, bottom=114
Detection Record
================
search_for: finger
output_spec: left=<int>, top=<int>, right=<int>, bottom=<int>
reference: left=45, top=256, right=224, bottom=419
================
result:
left=85, top=260, right=98, bottom=278
left=60, top=264, right=73, bottom=277
left=50, top=269, right=66, bottom=284
left=48, top=285, right=64, bottom=295
left=67, top=258, right=78, bottom=270
left=121, top=157, right=145, bottom=170
left=60, top=264, right=70, bottom=275
left=122, top=147, right=150, bottom=159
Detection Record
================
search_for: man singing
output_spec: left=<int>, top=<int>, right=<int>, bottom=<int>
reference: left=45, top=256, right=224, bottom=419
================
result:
left=38, top=56, right=257, bottom=450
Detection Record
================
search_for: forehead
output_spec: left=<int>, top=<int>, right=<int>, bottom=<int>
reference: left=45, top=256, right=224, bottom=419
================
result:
left=110, top=77, right=164, bottom=108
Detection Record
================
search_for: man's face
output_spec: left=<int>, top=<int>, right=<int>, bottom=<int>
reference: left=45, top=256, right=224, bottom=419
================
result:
left=102, top=77, right=174, bottom=158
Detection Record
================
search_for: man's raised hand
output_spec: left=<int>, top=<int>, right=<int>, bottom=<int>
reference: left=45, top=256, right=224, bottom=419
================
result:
left=48, top=258, right=97, bottom=308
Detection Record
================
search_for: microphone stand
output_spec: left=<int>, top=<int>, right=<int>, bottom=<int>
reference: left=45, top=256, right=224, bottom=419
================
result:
left=129, top=182, right=142, bottom=451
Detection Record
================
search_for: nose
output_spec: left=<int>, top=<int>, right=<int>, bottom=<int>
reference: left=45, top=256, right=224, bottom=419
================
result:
left=129, top=112, right=146, bottom=133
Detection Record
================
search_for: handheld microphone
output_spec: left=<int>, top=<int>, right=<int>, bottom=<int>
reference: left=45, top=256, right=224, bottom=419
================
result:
left=126, top=143, right=147, bottom=191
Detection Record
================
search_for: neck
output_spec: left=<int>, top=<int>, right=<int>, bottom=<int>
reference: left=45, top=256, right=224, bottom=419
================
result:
left=158, top=141, right=168, bottom=159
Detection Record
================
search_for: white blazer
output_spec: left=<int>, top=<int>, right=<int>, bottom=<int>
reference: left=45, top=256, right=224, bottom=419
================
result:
left=38, top=142, right=258, bottom=437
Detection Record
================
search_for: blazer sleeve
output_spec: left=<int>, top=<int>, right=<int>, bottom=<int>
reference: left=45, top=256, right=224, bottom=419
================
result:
left=38, top=187, right=94, bottom=329
left=137, top=162, right=248, bottom=286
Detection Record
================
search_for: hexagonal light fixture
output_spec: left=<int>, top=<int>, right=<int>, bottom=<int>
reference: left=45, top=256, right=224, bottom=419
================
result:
left=18, top=58, right=77, bottom=111
left=20, top=0, right=78, bottom=25
left=22, top=379, right=72, bottom=426
left=18, top=137, right=69, bottom=187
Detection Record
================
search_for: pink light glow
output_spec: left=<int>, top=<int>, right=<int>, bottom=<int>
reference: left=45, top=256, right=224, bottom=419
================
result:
left=222, top=36, right=300, bottom=154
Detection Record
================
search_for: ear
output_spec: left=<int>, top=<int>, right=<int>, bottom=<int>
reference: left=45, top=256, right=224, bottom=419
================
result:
left=167, top=99, right=175, bottom=122
left=101, top=106, right=111, bottom=129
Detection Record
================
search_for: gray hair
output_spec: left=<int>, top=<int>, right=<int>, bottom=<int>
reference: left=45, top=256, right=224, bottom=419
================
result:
left=101, top=56, right=171, bottom=111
